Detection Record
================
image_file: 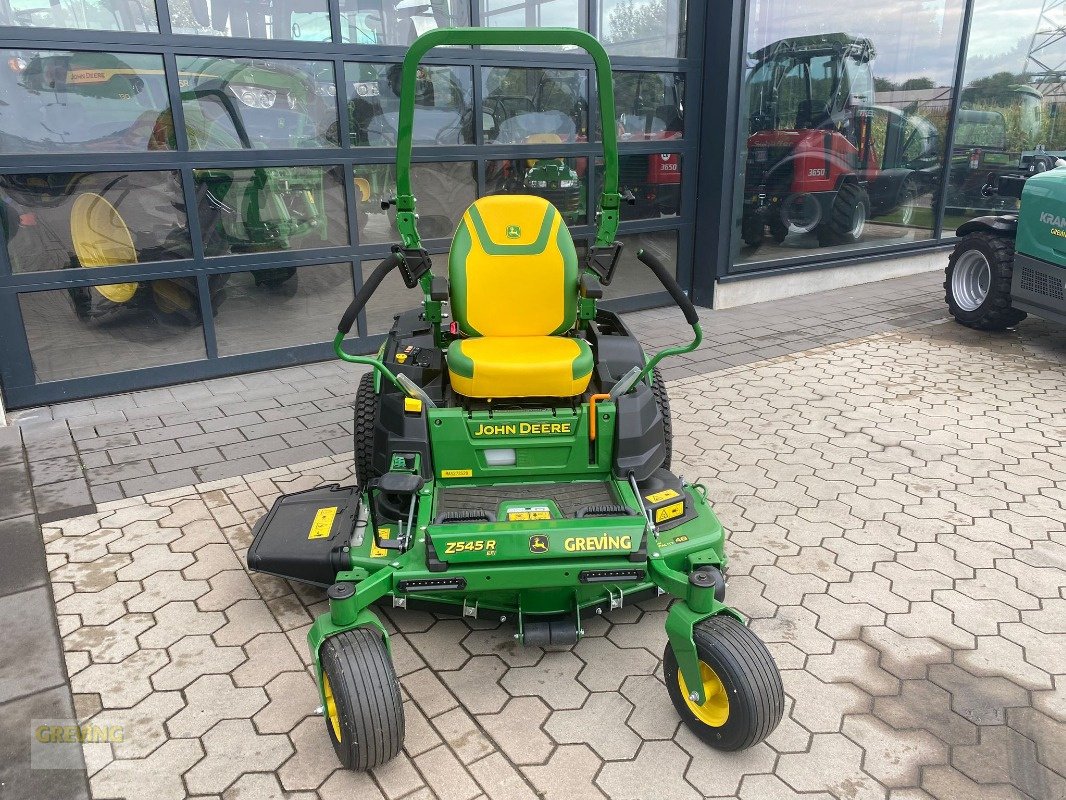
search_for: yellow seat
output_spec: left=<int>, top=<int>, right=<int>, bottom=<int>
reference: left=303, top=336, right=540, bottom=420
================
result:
left=447, top=194, right=592, bottom=398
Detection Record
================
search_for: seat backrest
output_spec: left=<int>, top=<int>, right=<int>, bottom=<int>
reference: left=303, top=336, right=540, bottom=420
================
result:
left=448, top=194, right=578, bottom=337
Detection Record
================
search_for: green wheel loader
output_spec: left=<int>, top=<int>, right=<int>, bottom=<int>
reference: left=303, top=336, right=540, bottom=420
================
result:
left=247, top=27, right=785, bottom=771
left=946, top=168, right=1066, bottom=329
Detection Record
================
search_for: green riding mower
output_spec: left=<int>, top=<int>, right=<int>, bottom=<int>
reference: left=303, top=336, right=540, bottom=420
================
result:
left=248, top=27, right=784, bottom=770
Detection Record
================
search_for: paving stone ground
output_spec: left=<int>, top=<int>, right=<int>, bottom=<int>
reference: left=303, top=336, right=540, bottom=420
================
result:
left=26, top=316, right=1066, bottom=800
left=7, top=272, right=947, bottom=519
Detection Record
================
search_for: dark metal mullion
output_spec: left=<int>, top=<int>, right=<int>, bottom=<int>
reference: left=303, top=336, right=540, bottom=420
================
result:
left=326, top=0, right=342, bottom=44
left=332, top=56, right=351, bottom=150
left=935, top=0, right=977, bottom=240
left=725, top=238, right=954, bottom=280
left=0, top=246, right=358, bottom=292
left=2, top=144, right=605, bottom=172
left=176, top=161, right=219, bottom=358
left=0, top=291, right=35, bottom=389
left=197, top=273, right=220, bottom=359
left=617, top=215, right=690, bottom=235
left=690, top=0, right=744, bottom=295
left=339, top=153, right=371, bottom=338
left=152, top=0, right=171, bottom=35
left=0, top=28, right=687, bottom=70
left=476, top=159, right=487, bottom=199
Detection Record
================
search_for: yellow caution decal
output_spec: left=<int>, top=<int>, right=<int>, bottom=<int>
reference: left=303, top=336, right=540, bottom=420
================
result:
left=308, top=507, right=338, bottom=540
left=370, top=527, right=391, bottom=558
left=645, top=488, right=679, bottom=504
left=655, top=501, right=685, bottom=524
left=507, top=505, right=552, bottom=521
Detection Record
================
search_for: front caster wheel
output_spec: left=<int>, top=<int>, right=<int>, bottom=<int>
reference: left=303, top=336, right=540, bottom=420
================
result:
left=664, top=615, right=783, bottom=751
left=320, top=627, right=404, bottom=770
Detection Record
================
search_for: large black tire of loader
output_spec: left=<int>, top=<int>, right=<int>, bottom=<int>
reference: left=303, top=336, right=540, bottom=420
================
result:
left=945, top=232, right=1027, bottom=331
left=664, top=615, right=784, bottom=751
left=741, top=213, right=763, bottom=247
left=767, top=214, right=789, bottom=243
left=354, top=371, right=378, bottom=488
left=650, top=367, right=673, bottom=471
left=817, top=182, right=868, bottom=246
left=320, top=627, right=404, bottom=771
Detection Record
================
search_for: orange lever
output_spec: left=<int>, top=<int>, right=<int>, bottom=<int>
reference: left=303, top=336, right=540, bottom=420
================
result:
left=588, top=393, right=611, bottom=441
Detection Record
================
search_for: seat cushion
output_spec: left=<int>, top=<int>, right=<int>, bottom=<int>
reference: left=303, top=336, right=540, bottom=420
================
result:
left=448, top=336, right=593, bottom=399
left=449, top=195, right=578, bottom=337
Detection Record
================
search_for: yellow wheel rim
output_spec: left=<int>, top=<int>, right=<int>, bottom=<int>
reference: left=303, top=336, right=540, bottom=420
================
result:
left=525, top=132, right=564, bottom=167
left=322, top=673, right=342, bottom=741
left=678, top=660, right=730, bottom=727
left=70, top=192, right=139, bottom=303
left=354, top=177, right=372, bottom=202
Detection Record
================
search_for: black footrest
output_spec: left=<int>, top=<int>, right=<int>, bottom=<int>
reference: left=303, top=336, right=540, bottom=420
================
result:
left=435, top=509, right=496, bottom=524
left=577, top=504, right=635, bottom=518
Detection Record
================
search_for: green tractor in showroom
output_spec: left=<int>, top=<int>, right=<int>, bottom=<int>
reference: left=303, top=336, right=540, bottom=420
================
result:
left=0, top=51, right=329, bottom=319
left=946, top=167, right=1066, bottom=329
left=247, top=27, right=784, bottom=771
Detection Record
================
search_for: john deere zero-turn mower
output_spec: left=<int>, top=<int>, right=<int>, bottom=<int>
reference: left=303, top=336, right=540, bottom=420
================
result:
left=248, top=27, right=784, bottom=770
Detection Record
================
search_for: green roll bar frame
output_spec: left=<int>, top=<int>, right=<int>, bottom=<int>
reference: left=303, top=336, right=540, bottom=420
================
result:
left=395, top=27, right=620, bottom=250
left=334, top=26, right=700, bottom=392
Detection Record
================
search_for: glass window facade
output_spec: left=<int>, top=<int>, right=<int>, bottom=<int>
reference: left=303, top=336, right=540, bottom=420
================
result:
left=4, top=0, right=1057, bottom=407
left=0, top=1, right=693, bottom=406
left=946, top=0, right=1065, bottom=225
left=730, top=2, right=967, bottom=270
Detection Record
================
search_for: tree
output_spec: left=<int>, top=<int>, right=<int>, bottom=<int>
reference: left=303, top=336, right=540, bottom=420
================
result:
left=962, top=71, right=1030, bottom=106
left=602, top=0, right=670, bottom=57
left=900, top=77, right=934, bottom=91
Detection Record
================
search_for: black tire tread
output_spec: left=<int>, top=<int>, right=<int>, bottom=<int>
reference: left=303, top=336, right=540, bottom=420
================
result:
left=817, top=182, right=867, bottom=246
left=650, top=367, right=673, bottom=471
left=944, top=232, right=1028, bottom=331
left=320, top=627, right=404, bottom=770
left=664, top=615, right=784, bottom=751
left=354, top=372, right=377, bottom=488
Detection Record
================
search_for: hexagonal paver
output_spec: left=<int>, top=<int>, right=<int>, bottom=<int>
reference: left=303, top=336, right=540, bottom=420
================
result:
left=182, top=718, right=293, bottom=795
left=35, top=319, right=1066, bottom=800
left=544, top=692, right=641, bottom=760
left=479, top=696, right=553, bottom=765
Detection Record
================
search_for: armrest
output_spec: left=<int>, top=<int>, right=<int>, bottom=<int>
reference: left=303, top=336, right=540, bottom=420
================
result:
left=580, top=273, right=604, bottom=299
left=430, top=276, right=449, bottom=301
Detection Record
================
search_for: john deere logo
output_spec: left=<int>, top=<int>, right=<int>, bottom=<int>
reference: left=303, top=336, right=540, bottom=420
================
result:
left=506, top=224, right=522, bottom=239
left=528, top=535, right=549, bottom=553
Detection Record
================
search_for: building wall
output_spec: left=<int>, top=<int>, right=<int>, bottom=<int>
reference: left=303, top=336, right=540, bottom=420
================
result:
left=701, top=0, right=1066, bottom=304
left=0, top=0, right=1058, bottom=406
left=0, top=0, right=697, bottom=408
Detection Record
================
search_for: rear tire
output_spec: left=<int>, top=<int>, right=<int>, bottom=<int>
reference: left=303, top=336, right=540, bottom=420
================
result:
left=650, top=367, right=673, bottom=470
left=664, top=615, right=784, bottom=751
left=741, top=213, right=763, bottom=246
left=354, top=371, right=378, bottom=488
left=945, top=232, right=1027, bottom=330
left=817, top=182, right=868, bottom=246
left=320, top=628, right=404, bottom=771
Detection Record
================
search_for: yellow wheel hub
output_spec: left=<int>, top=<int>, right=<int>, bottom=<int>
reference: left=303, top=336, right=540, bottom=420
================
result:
left=322, top=673, right=342, bottom=741
left=354, top=176, right=372, bottom=202
left=525, top=132, right=564, bottom=167
left=678, top=660, right=730, bottom=727
left=151, top=280, right=193, bottom=314
left=70, top=192, right=139, bottom=304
